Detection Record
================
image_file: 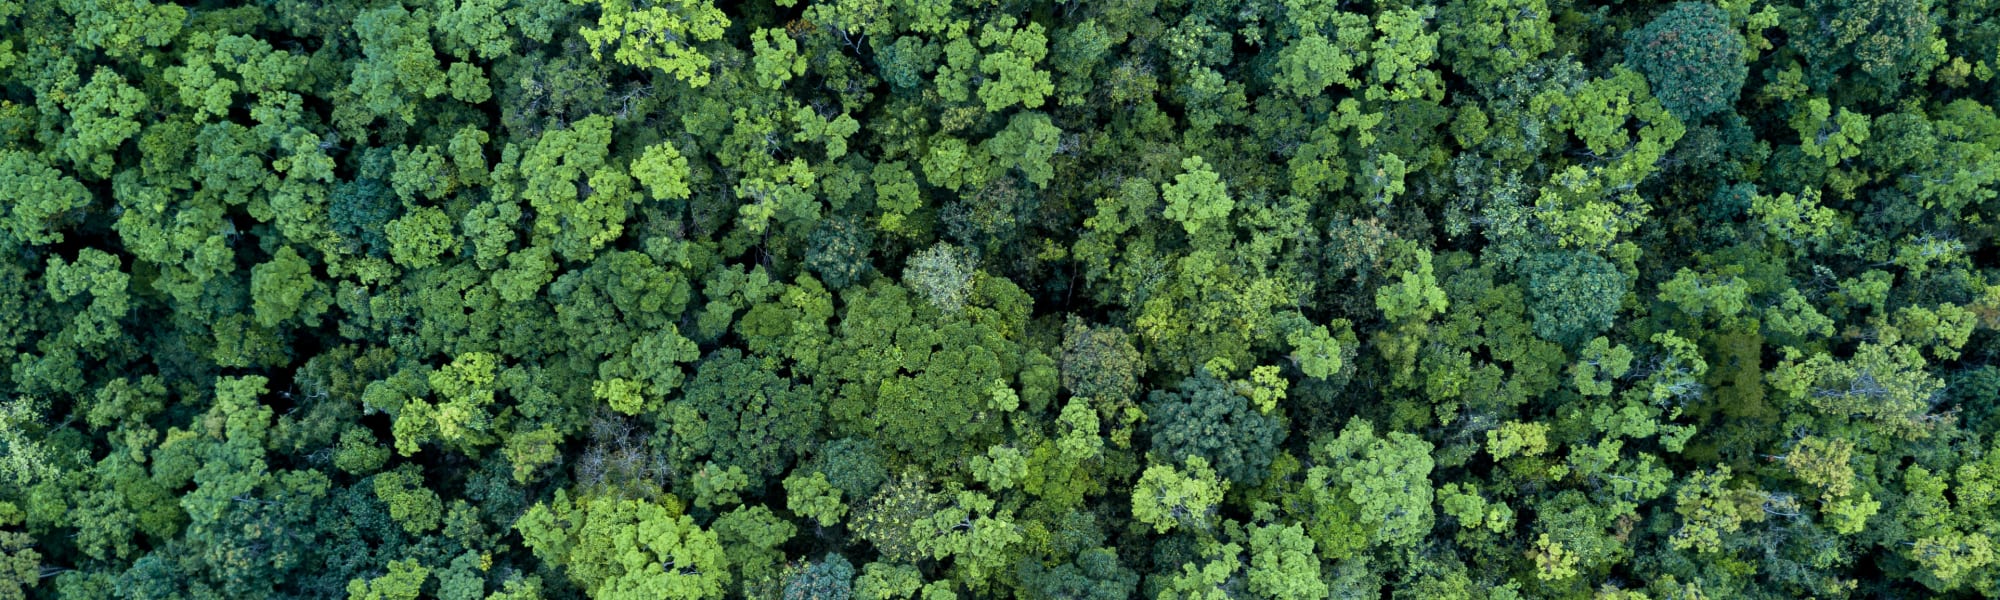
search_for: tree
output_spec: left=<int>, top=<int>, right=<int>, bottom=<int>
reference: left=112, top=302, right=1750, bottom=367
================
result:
left=1273, top=11, right=1370, bottom=97
left=0, top=522, right=37, bottom=600
left=973, top=16, right=1054, bottom=112
left=784, top=470, right=847, bottom=528
left=0, top=398, right=59, bottom=491
left=514, top=115, right=632, bottom=261
left=1791, top=98, right=1872, bottom=167
left=1521, top=250, right=1629, bottom=347
left=1285, top=322, right=1351, bottom=381
left=9, top=0, right=2000, bottom=596
left=807, top=217, right=876, bottom=290
left=60, top=67, right=148, bottom=179
left=664, top=349, right=821, bottom=485
left=854, top=562, right=922, bottom=600
left=816, top=438, right=889, bottom=501
left=1438, top=0, right=1556, bottom=85
left=1657, top=267, right=1749, bottom=322
left=1376, top=247, right=1449, bottom=323
left=1154, top=540, right=1244, bottom=600
left=346, top=559, right=430, bottom=600
left=516, top=491, right=731, bottom=599
left=783, top=554, right=855, bottom=600
left=1792, top=0, right=1943, bottom=96
left=852, top=476, right=942, bottom=564
left=1161, top=156, right=1233, bottom=235
left=1132, top=456, right=1227, bottom=534
left=1145, top=371, right=1285, bottom=486
left=383, top=206, right=458, bottom=269
left=1669, top=466, right=1764, bottom=554
left=903, top=244, right=978, bottom=314
left=1016, top=548, right=1137, bottom=600
left=912, top=491, right=1022, bottom=589
left=573, top=0, right=729, bottom=86
left=1060, top=317, right=1143, bottom=402
left=0, top=151, right=91, bottom=245
left=60, top=0, right=185, bottom=58
left=752, top=28, right=806, bottom=90
left=250, top=246, right=329, bottom=327
left=1570, top=337, right=1633, bottom=396
left=373, top=466, right=443, bottom=535
left=1368, top=8, right=1443, bottom=102
left=43, top=248, right=130, bottom=348
left=714, top=505, right=797, bottom=586
left=1769, top=342, right=1945, bottom=439
left=348, top=6, right=448, bottom=125
left=633, top=141, right=693, bottom=201
left=1311, top=419, right=1435, bottom=550
left=1247, top=523, right=1327, bottom=600
left=982, top=111, right=1061, bottom=188
left=1625, top=3, right=1748, bottom=121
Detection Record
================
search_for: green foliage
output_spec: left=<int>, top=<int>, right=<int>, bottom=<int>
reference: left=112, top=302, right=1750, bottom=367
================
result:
left=666, top=349, right=820, bottom=485
left=855, top=562, right=922, bottom=600
left=1311, top=419, right=1436, bottom=550
left=0, top=521, right=36, bottom=600
left=349, top=6, right=450, bottom=125
left=0, top=399, right=59, bottom=490
left=714, top=504, right=796, bottom=585
left=1667, top=466, right=1763, bottom=553
left=1792, top=98, right=1872, bottom=167
left=373, top=466, right=443, bottom=534
left=912, top=490, right=1022, bottom=588
left=634, top=141, right=693, bottom=201
left=902, top=243, right=977, bottom=314
left=1274, top=11, right=1371, bottom=98
left=1017, top=547, right=1135, bottom=600
left=1376, top=247, right=1449, bottom=323
left=1132, top=456, right=1227, bottom=534
left=1439, top=0, right=1556, bottom=84
left=515, top=115, right=631, bottom=261
left=1285, top=322, right=1350, bottom=381
left=983, top=111, right=1061, bottom=189
left=1154, top=540, right=1243, bottom=600
left=784, top=553, right=855, bottom=600
left=250, top=246, right=329, bottom=327
left=574, top=0, right=728, bottom=86
left=1521, top=250, right=1630, bottom=347
left=43, top=248, right=130, bottom=347
left=517, top=491, right=730, bottom=599
left=1625, top=3, right=1749, bottom=121
left=852, top=476, right=941, bottom=564
left=807, top=217, right=876, bottom=289
left=0, top=151, right=91, bottom=245
left=1247, top=523, right=1327, bottom=600
left=1770, top=342, right=1945, bottom=439
left=9, top=2, right=2000, bottom=597
left=1792, top=0, right=1943, bottom=96
left=1368, top=8, right=1444, bottom=102
left=1144, top=371, right=1285, bottom=486
left=384, top=206, right=458, bottom=269
left=751, top=28, right=806, bottom=90
left=1161, top=156, right=1233, bottom=235
left=972, top=16, right=1054, bottom=112
left=784, top=470, right=847, bottom=527
left=1060, top=317, right=1143, bottom=401
left=346, top=559, right=430, bottom=600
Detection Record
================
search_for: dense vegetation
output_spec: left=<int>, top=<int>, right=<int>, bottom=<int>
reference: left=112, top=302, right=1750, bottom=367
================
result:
left=3, top=0, right=2000, bottom=597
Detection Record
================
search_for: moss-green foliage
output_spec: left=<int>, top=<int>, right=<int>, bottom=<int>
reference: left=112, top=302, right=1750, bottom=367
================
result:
left=10, top=0, right=2000, bottom=597
left=1144, top=371, right=1285, bottom=487
left=1624, top=2, right=1748, bottom=121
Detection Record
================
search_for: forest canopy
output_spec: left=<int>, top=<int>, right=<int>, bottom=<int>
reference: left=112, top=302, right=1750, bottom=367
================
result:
left=5, top=0, right=2000, bottom=598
